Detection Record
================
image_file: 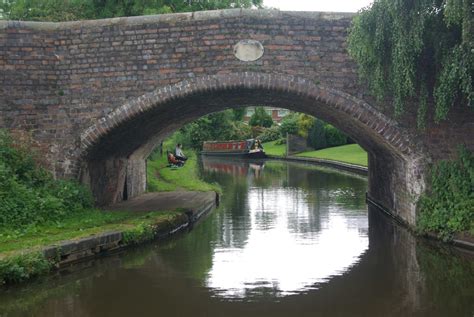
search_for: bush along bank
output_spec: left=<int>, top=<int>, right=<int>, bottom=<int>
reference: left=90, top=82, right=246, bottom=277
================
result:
left=0, top=130, right=94, bottom=231
left=416, top=146, right=474, bottom=243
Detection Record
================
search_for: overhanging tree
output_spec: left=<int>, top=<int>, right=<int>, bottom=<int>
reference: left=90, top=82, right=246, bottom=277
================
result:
left=348, top=0, right=472, bottom=128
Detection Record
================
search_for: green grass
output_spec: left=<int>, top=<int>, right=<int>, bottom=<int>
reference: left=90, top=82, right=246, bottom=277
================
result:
left=0, top=210, right=181, bottom=256
left=262, top=141, right=368, bottom=167
left=147, top=151, right=221, bottom=193
left=262, top=140, right=286, bottom=156
left=296, top=144, right=368, bottom=167
left=0, top=209, right=187, bottom=285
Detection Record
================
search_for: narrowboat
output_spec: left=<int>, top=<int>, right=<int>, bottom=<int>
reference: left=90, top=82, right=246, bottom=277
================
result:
left=201, top=139, right=266, bottom=158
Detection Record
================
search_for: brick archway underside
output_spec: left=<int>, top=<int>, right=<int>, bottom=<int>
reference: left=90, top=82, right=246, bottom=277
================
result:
left=81, top=73, right=414, bottom=160
left=79, top=73, right=424, bottom=226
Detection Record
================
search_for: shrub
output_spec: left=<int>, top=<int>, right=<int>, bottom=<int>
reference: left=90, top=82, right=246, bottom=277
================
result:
left=275, top=138, right=286, bottom=145
left=324, top=124, right=348, bottom=147
left=249, top=107, right=273, bottom=128
left=417, top=146, right=474, bottom=241
left=0, top=252, right=53, bottom=285
left=0, top=131, right=94, bottom=229
left=257, top=125, right=281, bottom=143
left=307, top=119, right=327, bottom=150
left=278, top=113, right=299, bottom=136
left=306, top=119, right=348, bottom=150
left=297, top=114, right=315, bottom=138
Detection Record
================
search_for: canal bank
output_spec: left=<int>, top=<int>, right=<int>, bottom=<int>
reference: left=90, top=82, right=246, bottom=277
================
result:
left=0, top=191, right=218, bottom=285
left=2, top=158, right=472, bottom=316
left=267, top=154, right=368, bottom=176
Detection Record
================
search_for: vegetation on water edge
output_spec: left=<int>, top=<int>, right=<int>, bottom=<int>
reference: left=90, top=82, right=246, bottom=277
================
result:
left=147, top=142, right=221, bottom=194
left=121, top=212, right=186, bottom=245
left=296, top=144, right=368, bottom=167
left=0, top=252, right=53, bottom=285
left=417, top=147, right=474, bottom=240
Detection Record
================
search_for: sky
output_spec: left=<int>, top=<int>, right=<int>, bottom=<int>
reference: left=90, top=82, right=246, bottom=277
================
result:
left=263, top=0, right=373, bottom=12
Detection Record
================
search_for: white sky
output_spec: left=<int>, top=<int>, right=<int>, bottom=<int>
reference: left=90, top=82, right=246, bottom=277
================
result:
left=263, top=0, right=373, bottom=12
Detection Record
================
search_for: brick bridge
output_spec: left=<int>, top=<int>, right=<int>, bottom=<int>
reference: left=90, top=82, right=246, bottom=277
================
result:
left=1, top=9, right=472, bottom=227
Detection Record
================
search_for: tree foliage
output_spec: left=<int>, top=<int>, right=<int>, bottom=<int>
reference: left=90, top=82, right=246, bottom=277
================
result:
left=248, top=107, right=273, bottom=128
left=0, top=0, right=263, bottom=21
left=307, top=118, right=326, bottom=150
left=348, top=0, right=472, bottom=128
left=171, top=110, right=252, bottom=151
left=278, top=113, right=299, bottom=136
left=256, top=125, right=280, bottom=143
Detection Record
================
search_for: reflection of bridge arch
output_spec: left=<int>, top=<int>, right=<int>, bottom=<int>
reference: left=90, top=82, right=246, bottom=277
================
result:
left=79, top=73, right=423, bottom=225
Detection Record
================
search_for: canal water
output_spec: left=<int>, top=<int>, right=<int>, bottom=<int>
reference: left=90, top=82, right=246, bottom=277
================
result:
left=1, top=159, right=473, bottom=316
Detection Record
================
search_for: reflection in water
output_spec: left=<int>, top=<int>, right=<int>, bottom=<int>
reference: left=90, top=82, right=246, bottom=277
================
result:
left=201, top=159, right=369, bottom=299
left=1, top=159, right=473, bottom=317
left=207, top=187, right=368, bottom=298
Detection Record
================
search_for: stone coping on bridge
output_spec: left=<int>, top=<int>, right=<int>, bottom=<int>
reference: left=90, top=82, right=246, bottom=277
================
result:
left=0, top=9, right=355, bottom=31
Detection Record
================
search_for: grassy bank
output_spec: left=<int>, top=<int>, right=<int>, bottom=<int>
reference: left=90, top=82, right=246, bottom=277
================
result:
left=147, top=150, right=221, bottom=193
left=296, top=144, right=368, bottom=167
left=262, top=140, right=286, bottom=156
left=0, top=210, right=187, bottom=285
left=262, top=141, right=368, bottom=167
left=0, top=210, right=182, bottom=256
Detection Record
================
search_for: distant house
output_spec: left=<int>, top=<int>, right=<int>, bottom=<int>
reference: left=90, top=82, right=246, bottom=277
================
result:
left=243, top=107, right=290, bottom=123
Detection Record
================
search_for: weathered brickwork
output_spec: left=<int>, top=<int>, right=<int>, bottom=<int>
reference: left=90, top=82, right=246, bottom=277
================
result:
left=1, top=9, right=472, bottom=226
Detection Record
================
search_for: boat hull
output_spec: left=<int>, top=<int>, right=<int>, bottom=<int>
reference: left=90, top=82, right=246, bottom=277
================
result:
left=201, top=151, right=267, bottom=159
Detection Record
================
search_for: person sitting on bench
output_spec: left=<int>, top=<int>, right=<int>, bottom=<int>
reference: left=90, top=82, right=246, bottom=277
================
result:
left=167, top=152, right=184, bottom=167
left=175, top=143, right=188, bottom=161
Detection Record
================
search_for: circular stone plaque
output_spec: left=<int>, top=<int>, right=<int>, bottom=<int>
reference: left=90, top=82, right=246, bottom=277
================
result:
left=233, top=40, right=264, bottom=62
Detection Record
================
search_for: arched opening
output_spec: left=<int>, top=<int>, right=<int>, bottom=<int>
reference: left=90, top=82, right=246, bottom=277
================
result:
left=79, top=73, right=425, bottom=226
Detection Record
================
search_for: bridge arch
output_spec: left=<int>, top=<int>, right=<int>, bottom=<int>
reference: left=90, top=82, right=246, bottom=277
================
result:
left=78, top=72, right=425, bottom=225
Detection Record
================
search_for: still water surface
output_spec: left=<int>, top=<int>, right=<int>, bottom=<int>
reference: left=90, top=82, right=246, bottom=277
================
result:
left=1, top=159, right=473, bottom=316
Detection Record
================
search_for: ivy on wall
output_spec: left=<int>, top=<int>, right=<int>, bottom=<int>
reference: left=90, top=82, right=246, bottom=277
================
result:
left=348, top=0, right=472, bottom=128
